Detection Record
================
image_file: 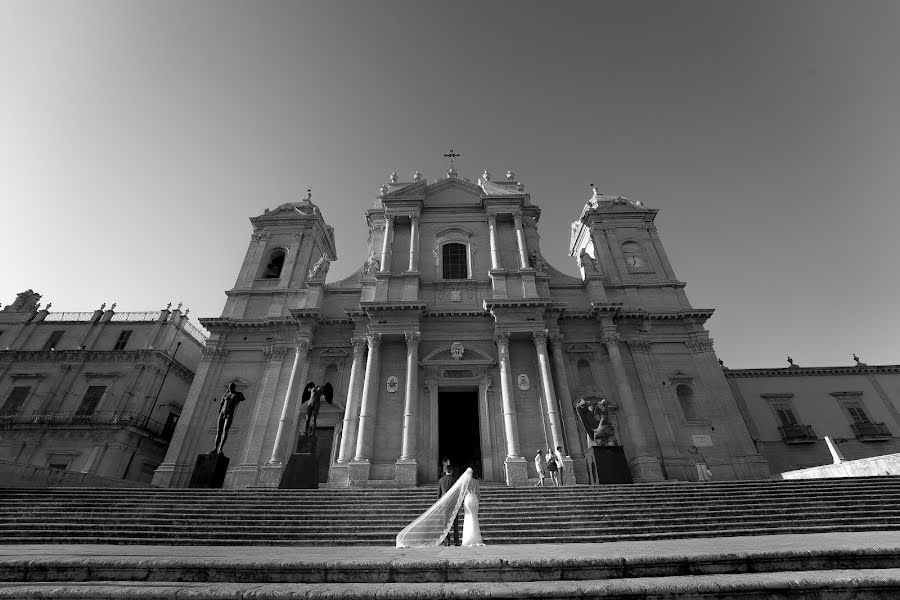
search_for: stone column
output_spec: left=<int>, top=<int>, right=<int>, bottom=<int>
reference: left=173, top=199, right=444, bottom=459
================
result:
left=407, top=215, right=419, bottom=272
left=379, top=216, right=394, bottom=273
left=513, top=213, right=529, bottom=270
left=396, top=331, right=421, bottom=485
left=494, top=331, right=521, bottom=459
left=487, top=214, right=501, bottom=270
left=336, top=337, right=368, bottom=463
left=267, top=339, right=312, bottom=464
left=532, top=330, right=564, bottom=451
left=628, top=339, right=680, bottom=465
left=646, top=224, right=677, bottom=280
left=399, top=332, right=421, bottom=460
left=601, top=323, right=664, bottom=481
left=496, top=331, right=527, bottom=485
left=353, top=333, right=382, bottom=462
left=549, top=333, right=581, bottom=484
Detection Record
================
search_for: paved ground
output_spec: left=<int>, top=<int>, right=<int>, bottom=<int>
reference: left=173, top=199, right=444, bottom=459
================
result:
left=2, top=531, right=899, bottom=565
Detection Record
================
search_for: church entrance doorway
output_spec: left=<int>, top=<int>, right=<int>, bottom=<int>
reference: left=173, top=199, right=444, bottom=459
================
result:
left=438, top=388, right=481, bottom=478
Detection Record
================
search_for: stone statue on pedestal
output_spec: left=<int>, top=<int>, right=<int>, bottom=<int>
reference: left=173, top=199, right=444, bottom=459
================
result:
left=308, top=253, right=330, bottom=280
left=575, top=397, right=616, bottom=446
left=213, top=383, right=245, bottom=454
left=301, top=381, right=334, bottom=436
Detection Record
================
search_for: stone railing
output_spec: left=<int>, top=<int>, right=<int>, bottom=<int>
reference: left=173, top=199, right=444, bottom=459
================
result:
left=109, top=311, right=160, bottom=322
left=0, top=410, right=171, bottom=440
left=777, top=424, right=818, bottom=444
left=851, top=421, right=892, bottom=441
left=180, top=319, right=209, bottom=345
left=44, top=312, right=95, bottom=322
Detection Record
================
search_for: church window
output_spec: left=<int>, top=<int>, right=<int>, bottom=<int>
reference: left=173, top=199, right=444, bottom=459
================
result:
left=42, top=330, right=64, bottom=351
left=676, top=384, right=701, bottom=421
left=442, top=243, right=468, bottom=279
left=77, top=385, right=107, bottom=416
left=113, top=330, right=132, bottom=351
left=160, top=412, right=179, bottom=441
left=1, top=386, right=30, bottom=416
left=263, top=249, right=286, bottom=279
left=842, top=400, right=871, bottom=424
left=577, top=359, right=594, bottom=387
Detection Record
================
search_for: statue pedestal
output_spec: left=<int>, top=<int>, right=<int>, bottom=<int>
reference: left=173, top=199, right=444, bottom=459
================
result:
left=585, top=446, right=633, bottom=485
left=278, top=435, right=319, bottom=489
left=188, top=452, right=229, bottom=488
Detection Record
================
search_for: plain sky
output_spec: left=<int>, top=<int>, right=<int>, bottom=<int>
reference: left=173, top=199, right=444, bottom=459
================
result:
left=1, top=1, right=898, bottom=369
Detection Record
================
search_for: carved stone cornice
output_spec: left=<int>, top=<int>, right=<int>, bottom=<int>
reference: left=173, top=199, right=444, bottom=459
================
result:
left=405, top=331, right=421, bottom=349
left=725, top=364, right=900, bottom=378
left=263, top=345, right=289, bottom=360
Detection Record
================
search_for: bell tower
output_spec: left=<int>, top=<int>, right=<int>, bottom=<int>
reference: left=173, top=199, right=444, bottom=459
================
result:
left=221, top=191, right=337, bottom=319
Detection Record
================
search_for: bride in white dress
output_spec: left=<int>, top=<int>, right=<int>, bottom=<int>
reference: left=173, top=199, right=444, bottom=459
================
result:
left=396, top=467, right=485, bottom=548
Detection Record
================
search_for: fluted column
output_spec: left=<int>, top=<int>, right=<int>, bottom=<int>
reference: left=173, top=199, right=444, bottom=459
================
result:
left=268, top=339, right=312, bottom=464
left=513, top=213, right=529, bottom=270
left=337, top=337, right=368, bottom=463
left=407, top=215, right=419, bottom=272
left=487, top=214, right=501, bottom=270
left=494, top=331, right=521, bottom=458
left=353, top=333, right=382, bottom=461
left=399, top=331, right=421, bottom=460
left=533, top=330, right=564, bottom=451
left=379, top=216, right=394, bottom=273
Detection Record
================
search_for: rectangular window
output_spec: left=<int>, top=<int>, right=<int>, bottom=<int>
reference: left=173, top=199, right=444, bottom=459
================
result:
left=442, top=243, right=468, bottom=279
left=113, top=330, right=133, bottom=351
left=42, top=330, right=64, bottom=351
left=77, top=385, right=107, bottom=415
left=1, top=386, right=31, bottom=416
left=161, top=412, right=179, bottom=440
left=844, top=401, right=871, bottom=424
left=46, top=454, right=73, bottom=470
left=774, top=405, right=799, bottom=427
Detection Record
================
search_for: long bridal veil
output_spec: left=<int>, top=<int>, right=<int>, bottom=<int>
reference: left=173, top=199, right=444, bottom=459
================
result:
left=396, top=468, right=473, bottom=548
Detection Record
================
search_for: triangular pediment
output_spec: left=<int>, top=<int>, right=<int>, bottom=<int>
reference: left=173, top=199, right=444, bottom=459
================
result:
left=382, top=180, right=427, bottom=200
left=425, top=177, right=484, bottom=206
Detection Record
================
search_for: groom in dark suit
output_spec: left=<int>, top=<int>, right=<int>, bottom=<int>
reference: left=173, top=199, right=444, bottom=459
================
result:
left=438, top=464, right=460, bottom=546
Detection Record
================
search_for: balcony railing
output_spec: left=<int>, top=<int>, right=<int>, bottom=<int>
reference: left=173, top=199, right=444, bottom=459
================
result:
left=0, top=411, right=170, bottom=440
left=777, top=424, right=818, bottom=443
left=850, top=421, right=892, bottom=440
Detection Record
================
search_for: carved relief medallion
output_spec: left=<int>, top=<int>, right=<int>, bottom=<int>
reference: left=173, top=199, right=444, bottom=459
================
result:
left=386, top=376, right=399, bottom=393
left=517, top=373, right=530, bottom=390
left=450, top=341, right=465, bottom=360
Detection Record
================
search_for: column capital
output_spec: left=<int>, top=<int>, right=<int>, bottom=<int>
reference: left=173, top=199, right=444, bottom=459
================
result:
left=493, top=331, right=510, bottom=347
left=532, top=329, right=549, bottom=347
left=410, top=213, right=420, bottom=224
left=384, top=215, right=396, bottom=225
left=263, top=345, right=288, bottom=360
left=405, top=331, right=421, bottom=348
left=686, top=335, right=714, bottom=354
left=295, top=338, right=313, bottom=354
left=200, top=347, right=229, bottom=361
left=601, top=331, right=621, bottom=346
left=366, top=332, right=382, bottom=349
left=628, top=339, right=651, bottom=354
left=549, top=332, right=564, bottom=346
left=487, top=213, right=497, bottom=225
left=513, top=212, right=523, bottom=227
left=350, top=336, right=368, bottom=355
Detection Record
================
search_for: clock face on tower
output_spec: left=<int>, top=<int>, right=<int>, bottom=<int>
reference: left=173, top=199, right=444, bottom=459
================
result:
left=626, top=255, right=644, bottom=268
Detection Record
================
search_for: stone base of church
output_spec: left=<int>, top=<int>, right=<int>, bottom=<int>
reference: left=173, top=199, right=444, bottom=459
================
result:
left=630, top=455, right=665, bottom=482
left=222, top=463, right=260, bottom=489
left=394, top=459, right=417, bottom=486
left=256, top=462, right=286, bottom=488
left=504, top=456, right=529, bottom=486
left=328, top=463, right=350, bottom=486
left=348, top=459, right=371, bottom=485
left=560, top=457, right=577, bottom=485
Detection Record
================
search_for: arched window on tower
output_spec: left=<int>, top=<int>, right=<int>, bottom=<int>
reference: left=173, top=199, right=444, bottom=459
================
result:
left=577, top=359, right=594, bottom=388
left=442, top=242, right=468, bottom=279
left=676, top=384, right=701, bottom=421
left=263, top=249, right=286, bottom=279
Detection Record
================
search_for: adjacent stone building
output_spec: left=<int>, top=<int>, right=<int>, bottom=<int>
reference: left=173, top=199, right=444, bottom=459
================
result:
left=153, top=168, right=772, bottom=489
left=0, top=292, right=205, bottom=484
left=726, top=361, right=900, bottom=474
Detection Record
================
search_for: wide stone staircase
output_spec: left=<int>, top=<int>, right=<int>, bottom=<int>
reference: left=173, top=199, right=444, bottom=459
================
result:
left=2, top=476, right=900, bottom=546
left=4, top=477, right=900, bottom=598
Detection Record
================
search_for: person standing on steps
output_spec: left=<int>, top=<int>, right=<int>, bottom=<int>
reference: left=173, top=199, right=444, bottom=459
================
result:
left=554, top=445, right=566, bottom=486
left=461, top=469, right=485, bottom=547
left=438, top=464, right=460, bottom=546
left=546, top=447, right=560, bottom=487
left=534, top=449, right=547, bottom=487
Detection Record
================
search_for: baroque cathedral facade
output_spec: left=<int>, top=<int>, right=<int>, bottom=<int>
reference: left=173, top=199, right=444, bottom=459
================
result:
left=153, top=166, right=771, bottom=489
